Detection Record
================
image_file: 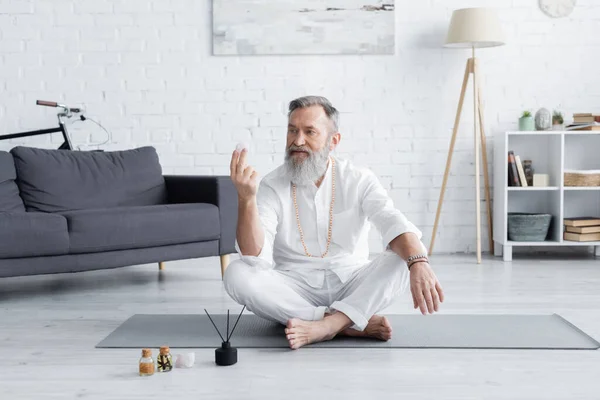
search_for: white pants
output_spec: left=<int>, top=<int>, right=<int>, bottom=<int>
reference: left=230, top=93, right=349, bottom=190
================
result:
left=222, top=250, right=409, bottom=331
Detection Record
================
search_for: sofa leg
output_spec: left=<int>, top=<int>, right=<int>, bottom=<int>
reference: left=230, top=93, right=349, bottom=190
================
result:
left=159, top=262, right=165, bottom=271
left=220, top=254, right=230, bottom=279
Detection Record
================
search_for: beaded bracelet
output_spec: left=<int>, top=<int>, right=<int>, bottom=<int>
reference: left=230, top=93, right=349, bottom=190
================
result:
left=407, top=257, right=429, bottom=270
left=406, top=254, right=428, bottom=263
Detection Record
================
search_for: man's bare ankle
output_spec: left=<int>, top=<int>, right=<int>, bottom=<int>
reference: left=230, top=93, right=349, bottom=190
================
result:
left=323, top=311, right=352, bottom=333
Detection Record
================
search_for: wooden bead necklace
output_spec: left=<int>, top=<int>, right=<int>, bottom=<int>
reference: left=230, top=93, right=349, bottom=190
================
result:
left=292, top=157, right=335, bottom=258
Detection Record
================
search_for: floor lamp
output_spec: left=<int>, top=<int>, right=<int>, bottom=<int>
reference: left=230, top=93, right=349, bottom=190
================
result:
left=430, top=8, right=505, bottom=264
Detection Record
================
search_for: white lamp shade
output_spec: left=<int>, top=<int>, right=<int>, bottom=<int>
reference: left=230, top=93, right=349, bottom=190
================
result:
left=444, top=8, right=505, bottom=48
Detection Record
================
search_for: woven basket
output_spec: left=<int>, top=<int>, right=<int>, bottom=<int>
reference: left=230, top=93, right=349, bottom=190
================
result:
left=507, top=213, right=552, bottom=241
left=564, top=170, right=600, bottom=187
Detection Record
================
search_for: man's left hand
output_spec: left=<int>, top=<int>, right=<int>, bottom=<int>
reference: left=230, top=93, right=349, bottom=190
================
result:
left=409, top=262, right=444, bottom=315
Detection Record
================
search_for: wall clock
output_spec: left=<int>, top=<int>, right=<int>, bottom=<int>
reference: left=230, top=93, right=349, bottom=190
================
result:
left=539, top=0, right=576, bottom=18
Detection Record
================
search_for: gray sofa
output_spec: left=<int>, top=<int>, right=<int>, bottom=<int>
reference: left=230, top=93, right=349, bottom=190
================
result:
left=0, top=146, right=237, bottom=278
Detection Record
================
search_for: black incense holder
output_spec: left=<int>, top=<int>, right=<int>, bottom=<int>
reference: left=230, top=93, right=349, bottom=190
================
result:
left=204, top=306, right=245, bottom=367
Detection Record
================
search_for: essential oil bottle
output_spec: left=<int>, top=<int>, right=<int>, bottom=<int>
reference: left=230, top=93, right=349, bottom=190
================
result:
left=139, top=349, right=155, bottom=376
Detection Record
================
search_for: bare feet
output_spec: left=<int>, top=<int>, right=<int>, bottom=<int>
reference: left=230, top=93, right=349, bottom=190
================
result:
left=340, top=315, right=393, bottom=341
left=285, top=313, right=351, bottom=350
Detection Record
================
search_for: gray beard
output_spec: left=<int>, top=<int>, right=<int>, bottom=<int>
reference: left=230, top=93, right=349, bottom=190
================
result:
left=284, top=144, right=331, bottom=186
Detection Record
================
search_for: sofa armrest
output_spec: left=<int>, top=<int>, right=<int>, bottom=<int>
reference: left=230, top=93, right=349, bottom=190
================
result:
left=164, top=175, right=238, bottom=255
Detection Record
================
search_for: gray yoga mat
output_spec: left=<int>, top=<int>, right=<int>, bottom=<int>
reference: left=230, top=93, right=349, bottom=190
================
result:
left=96, top=313, right=600, bottom=349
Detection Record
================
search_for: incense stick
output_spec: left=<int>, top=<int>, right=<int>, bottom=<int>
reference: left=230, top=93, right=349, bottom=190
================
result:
left=227, top=305, right=246, bottom=341
left=226, top=309, right=230, bottom=342
left=204, top=308, right=225, bottom=342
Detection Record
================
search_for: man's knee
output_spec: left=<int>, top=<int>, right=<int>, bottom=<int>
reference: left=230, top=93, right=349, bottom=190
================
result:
left=222, top=259, right=249, bottom=298
left=374, top=250, right=406, bottom=270
left=370, top=250, right=410, bottom=287
left=222, top=259, right=270, bottom=303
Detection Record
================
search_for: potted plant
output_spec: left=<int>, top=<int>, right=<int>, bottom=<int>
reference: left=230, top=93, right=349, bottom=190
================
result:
left=519, top=110, right=534, bottom=131
left=552, top=111, right=564, bottom=130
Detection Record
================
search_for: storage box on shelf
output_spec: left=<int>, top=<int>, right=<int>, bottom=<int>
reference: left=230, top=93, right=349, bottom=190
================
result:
left=493, top=131, right=600, bottom=261
left=564, top=170, right=600, bottom=187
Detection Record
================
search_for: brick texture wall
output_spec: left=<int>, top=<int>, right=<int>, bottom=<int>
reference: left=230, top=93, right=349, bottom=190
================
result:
left=1, top=0, right=598, bottom=253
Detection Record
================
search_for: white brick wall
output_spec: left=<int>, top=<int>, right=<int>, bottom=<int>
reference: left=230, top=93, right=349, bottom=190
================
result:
left=1, top=0, right=599, bottom=254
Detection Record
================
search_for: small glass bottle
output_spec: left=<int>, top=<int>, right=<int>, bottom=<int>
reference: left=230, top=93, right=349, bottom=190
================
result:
left=139, top=349, right=155, bottom=376
left=157, top=346, right=173, bottom=372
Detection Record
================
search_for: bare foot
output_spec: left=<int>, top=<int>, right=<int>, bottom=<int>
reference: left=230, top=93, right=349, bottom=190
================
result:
left=285, top=316, right=348, bottom=350
left=340, top=315, right=393, bottom=341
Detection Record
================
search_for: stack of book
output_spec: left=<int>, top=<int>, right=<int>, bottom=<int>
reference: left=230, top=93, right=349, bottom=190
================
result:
left=564, top=217, right=600, bottom=241
left=565, top=113, right=600, bottom=131
left=507, top=151, right=530, bottom=187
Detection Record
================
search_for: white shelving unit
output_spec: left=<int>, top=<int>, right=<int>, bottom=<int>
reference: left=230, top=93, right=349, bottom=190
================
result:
left=493, top=131, right=600, bottom=261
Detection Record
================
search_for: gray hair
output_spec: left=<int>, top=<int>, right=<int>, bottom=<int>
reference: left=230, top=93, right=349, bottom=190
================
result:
left=288, top=96, right=339, bottom=134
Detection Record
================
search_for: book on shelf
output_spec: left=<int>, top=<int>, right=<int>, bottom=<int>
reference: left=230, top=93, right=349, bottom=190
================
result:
left=573, top=117, right=596, bottom=123
left=507, top=151, right=521, bottom=186
left=572, top=113, right=600, bottom=123
left=565, top=225, right=600, bottom=234
left=564, top=231, right=600, bottom=242
left=565, top=123, right=600, bottom=131
left=563, top=217, right=600, bottom=227
left=514, top=155, right=528, bottom=187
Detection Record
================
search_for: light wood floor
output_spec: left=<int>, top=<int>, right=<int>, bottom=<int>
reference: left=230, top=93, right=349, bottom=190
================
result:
left=1, top=253, right=599, bottom=399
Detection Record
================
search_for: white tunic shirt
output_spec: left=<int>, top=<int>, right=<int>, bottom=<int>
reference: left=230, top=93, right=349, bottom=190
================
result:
left=235, top=155, right=424, bottom=288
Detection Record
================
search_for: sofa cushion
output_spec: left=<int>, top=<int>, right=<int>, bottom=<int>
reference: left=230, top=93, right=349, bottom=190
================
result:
left=0, top=152, right=25, bottom=212
left=0, top=212, right=69, bottom=258
left=11, top=146, right=167, bottom=213
left=60, top=203, right=220, bottom=254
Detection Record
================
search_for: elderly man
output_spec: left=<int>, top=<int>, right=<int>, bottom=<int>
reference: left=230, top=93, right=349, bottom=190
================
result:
left=224, top=96, right=444, bottom=350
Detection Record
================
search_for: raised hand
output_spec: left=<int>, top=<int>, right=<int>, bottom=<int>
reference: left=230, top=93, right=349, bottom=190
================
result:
left=230, top=148, right=258, bottom=201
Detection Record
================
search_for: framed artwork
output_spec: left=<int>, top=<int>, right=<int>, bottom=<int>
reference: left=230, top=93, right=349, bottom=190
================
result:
left=213, top=1, right=395, bottom=55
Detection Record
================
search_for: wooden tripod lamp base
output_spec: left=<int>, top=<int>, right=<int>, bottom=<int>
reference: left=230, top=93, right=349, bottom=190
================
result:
left=431, top=8, right=505, bottom=263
